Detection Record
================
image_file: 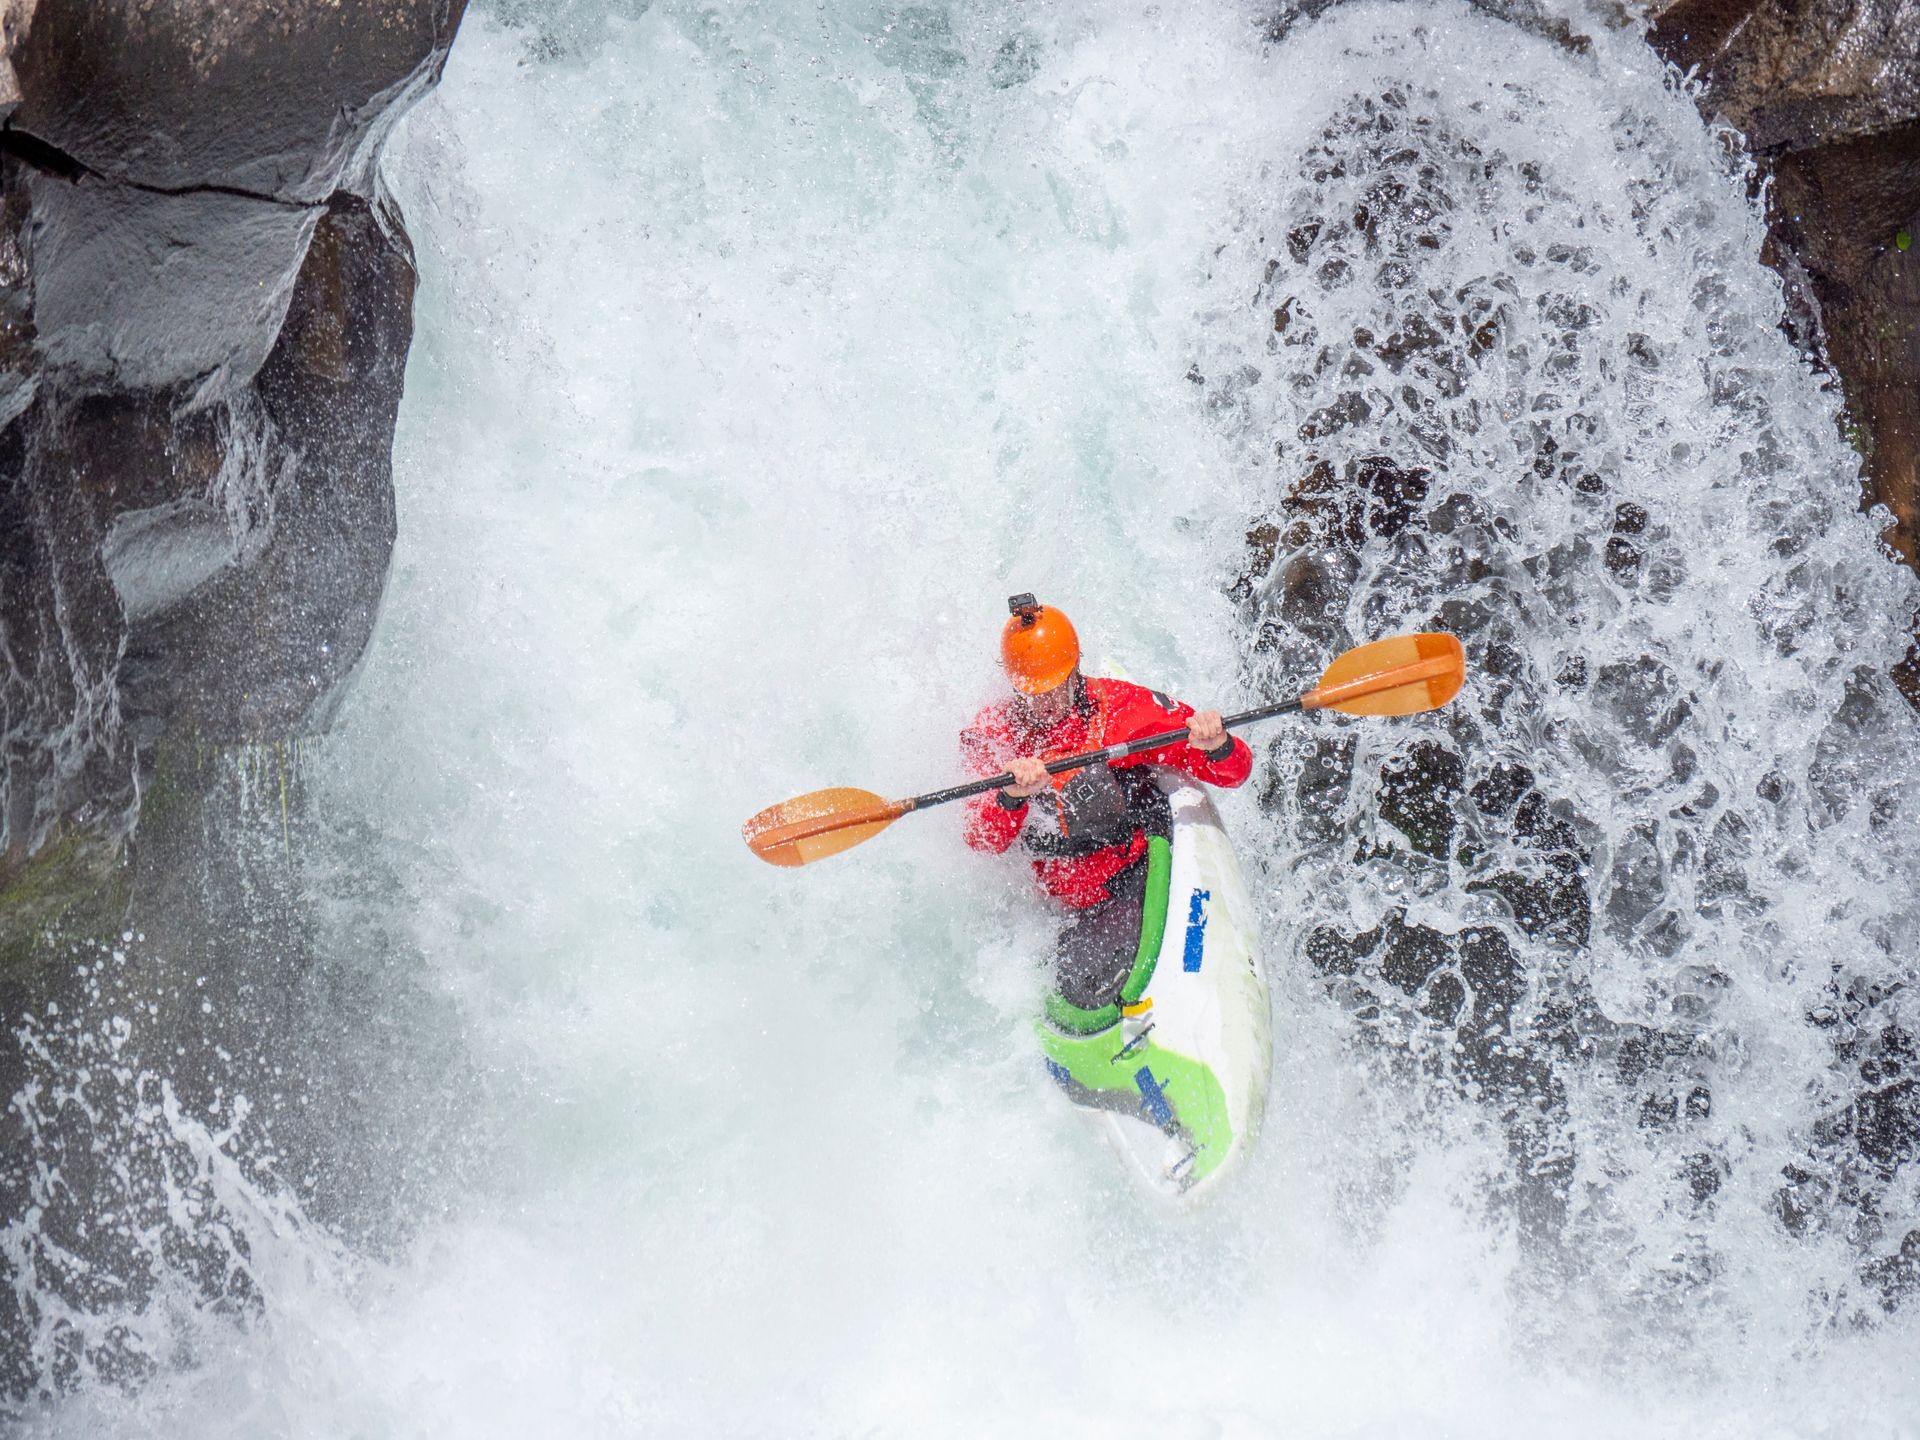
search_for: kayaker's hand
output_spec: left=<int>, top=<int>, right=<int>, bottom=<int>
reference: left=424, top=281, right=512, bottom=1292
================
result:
left=1002, top=756, right=1050, bottom=800
left=1187, top=710, right=1228, bottom=755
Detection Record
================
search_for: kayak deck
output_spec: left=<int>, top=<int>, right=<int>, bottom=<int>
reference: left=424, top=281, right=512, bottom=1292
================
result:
left=1036, top=767, right=1272, bottom=1204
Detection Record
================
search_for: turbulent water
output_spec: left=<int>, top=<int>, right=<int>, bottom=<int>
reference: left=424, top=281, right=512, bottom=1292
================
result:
left=11, top=0, right=1920, bottom=1433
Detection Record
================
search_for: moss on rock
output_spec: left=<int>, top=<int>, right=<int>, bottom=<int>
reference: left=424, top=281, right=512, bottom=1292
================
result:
left=0, top=828, right=129, bottom=994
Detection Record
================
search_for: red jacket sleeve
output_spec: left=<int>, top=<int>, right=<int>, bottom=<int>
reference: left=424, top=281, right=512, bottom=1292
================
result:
left=1106, top=683, right=1253, bottom=790
left=1174, top=733, right=1253, bottom=788
left=965, top=790, right=1029, bottom=852
left=960, top=713, right=1029, bottom=853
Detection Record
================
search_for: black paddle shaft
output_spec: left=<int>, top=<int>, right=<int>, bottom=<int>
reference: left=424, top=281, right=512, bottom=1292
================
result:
left=902, top=696, right=1304, bottom=813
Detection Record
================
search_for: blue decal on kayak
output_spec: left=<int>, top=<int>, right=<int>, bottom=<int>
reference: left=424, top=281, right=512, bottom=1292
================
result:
left=1045, top=1058, right=1072, bottom=1089
left=1182, top=889, right=1211, bottom=971
left=1134, top=1066, right=1175, bottom=1127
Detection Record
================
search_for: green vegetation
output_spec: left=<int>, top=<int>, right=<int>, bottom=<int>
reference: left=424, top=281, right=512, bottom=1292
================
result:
left=0, top=827, right=129, bottom=990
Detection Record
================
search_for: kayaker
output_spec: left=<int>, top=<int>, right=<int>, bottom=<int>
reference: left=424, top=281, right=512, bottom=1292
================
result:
left=961, top=594, right=1252, bottom=1012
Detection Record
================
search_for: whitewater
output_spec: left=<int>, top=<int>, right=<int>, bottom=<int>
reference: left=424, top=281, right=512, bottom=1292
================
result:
left=13, top=0, right=1920, bottom=1434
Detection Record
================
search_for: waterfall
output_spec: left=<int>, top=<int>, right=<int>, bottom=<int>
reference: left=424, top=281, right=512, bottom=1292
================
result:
left=13, top=2, right=1916, bottom=1432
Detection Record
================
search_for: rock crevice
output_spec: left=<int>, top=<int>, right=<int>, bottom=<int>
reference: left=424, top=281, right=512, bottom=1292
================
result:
left=0, top=122, right=331, bottom=208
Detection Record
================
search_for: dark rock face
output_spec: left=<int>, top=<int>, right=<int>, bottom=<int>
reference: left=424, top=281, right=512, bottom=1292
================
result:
left=0, top=186, right=418, bottom=956
left=1766, top=129, right=1920, bottom=569
left=0, top=0, right=462, bottom=926
left=121, top=192, right=413, bottom=748
left=1648, top=0, right=1920, bottom=591
left=17, top=173, right=322, bottom=391
left=0, top=1, right=465, bottom=1397
left=4, top=0, right=463, bottom=391
left=11, top=0, right=457, bottom=199
left=1649, top=0, right=1920, bottom=151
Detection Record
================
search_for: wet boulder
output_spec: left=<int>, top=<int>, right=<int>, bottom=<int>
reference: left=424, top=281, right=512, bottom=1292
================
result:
left=1648, top=0, right=1920, bottom=150
left=3, top=0, right=463, bottom=391
left=118, top=191, right=413, bottom=748
left=0, top=0, right=466, bottom=1398
left=0, top=0, right=463, bottom=973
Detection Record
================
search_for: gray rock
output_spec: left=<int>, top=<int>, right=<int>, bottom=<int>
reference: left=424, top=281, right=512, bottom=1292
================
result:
left=1648, top=0, right=1920, bottom=151
left=0, top=0, right=460, bottom=916
left=2, top=0, right=463, bottom=390
left=22, top=176, right=321, bottom=391
left=0, top=184, right=414, bottom=873
left=0, top=2, right=462, bottom=1393
left=120, top=190, right=410, bottom=748
left=10, top=0, right=461, bottom=200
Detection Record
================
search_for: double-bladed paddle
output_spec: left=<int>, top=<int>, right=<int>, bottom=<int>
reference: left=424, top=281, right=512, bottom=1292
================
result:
left=743, top=631, right=1465, bottom=868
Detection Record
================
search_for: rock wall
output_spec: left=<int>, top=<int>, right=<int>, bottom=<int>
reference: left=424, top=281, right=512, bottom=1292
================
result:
left=0, top=1, right=466, bottom=1398
left=1648, top=0, right=1920, bottom=651
left=0, top=0, right=464, bottom=980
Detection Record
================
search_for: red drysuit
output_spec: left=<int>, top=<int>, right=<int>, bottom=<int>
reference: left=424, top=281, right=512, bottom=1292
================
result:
left=961, top=677, right=1251, bottom=909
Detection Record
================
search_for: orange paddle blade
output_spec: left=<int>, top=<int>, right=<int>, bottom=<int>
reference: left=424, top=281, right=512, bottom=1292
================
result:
left=743, top=787, right=907, bottom=867
left=1303, top=632, right=1465, bottom=716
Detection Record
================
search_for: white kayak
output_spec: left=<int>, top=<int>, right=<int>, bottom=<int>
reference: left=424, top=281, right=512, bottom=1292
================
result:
left=1035, top=706, right=1272, bottom=1204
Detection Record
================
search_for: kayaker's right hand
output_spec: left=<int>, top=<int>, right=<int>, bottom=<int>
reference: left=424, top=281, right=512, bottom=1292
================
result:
left=1002, top=756, right=1050, bottom=800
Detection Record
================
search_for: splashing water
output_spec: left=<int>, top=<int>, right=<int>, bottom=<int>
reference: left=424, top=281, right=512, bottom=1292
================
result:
left=1204, top=3, right=1920, bottom=1365
left=12, top=0, right=1919, bottom=1434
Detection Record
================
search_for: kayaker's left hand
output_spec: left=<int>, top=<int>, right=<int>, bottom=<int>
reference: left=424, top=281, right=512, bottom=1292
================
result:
left=1187, top=709, right=1227, bottom=754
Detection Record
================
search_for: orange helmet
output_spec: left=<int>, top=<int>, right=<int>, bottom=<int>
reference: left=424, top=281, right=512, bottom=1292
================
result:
left=1001, top=593, right=1080, bottom=694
